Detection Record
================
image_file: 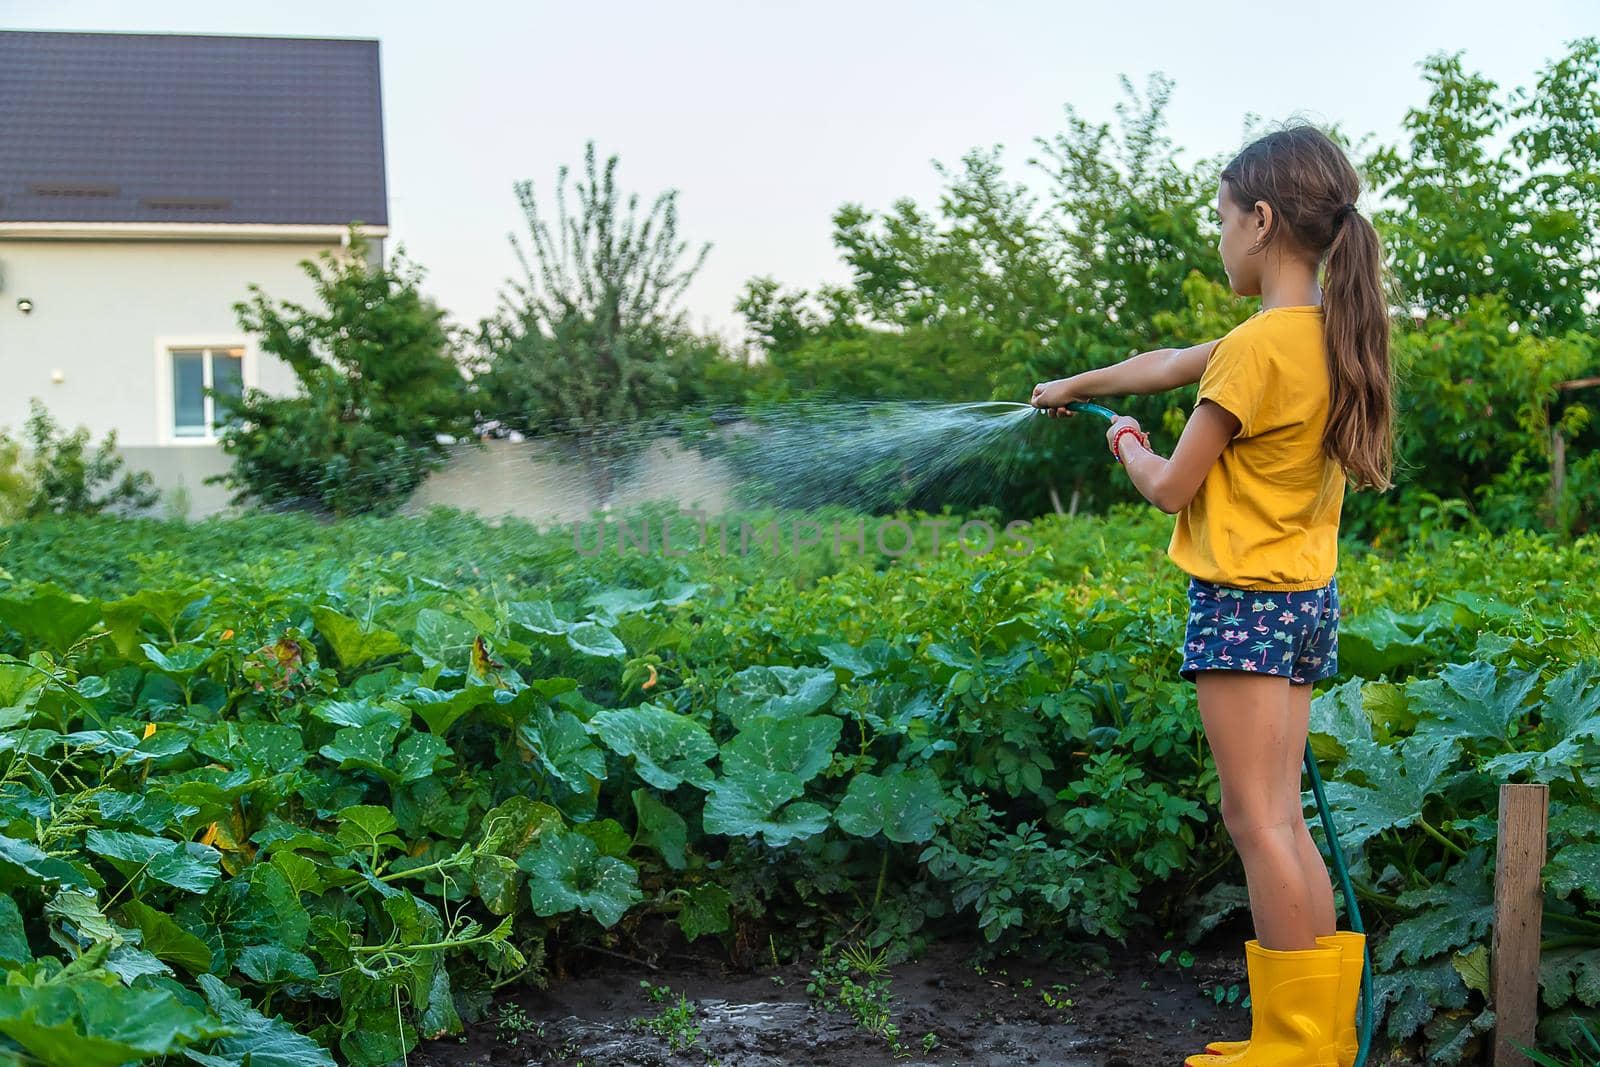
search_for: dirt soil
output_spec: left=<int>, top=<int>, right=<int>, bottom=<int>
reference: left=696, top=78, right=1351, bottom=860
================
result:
left=414, top=937, right=1286, bottom=1067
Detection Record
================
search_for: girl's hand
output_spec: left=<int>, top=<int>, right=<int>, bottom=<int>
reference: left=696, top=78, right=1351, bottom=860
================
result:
left=1031, top=376, right=1086, bottom=417
left=1106, top=415, right=1146, bottom=459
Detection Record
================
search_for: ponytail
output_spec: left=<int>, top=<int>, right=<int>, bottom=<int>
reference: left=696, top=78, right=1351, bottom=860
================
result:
left=1220, top=124, right=1396, bottom=492
left=1322, top=208, right=1394, bottom=491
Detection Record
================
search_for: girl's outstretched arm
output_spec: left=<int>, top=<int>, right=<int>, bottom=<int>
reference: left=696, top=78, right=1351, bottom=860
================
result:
left=1112, top=400, right=1239, bottom=514
left=1032, top=339, right=1219, bottom=414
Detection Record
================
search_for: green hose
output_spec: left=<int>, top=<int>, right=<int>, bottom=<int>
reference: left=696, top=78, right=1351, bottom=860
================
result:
left=1062, top=400, right=1120, bottom=421
left=1049, top=397, right=1374, bottom=1066
left=1306, top=741, right=1374, bottom=1067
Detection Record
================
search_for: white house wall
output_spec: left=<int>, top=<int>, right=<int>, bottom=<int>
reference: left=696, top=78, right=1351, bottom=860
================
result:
left=0, top=238, right=345, bottom=448
left=0, top=238, right=370, bottom=515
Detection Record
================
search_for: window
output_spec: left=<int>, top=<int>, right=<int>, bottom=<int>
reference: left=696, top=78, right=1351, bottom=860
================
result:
left=170, top=346, right=245, bottom=439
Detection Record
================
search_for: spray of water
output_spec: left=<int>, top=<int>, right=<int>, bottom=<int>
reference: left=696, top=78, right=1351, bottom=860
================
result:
left=395, top=398, right=1052, bottom=528
left=716, top=398, right=1043, bottom=513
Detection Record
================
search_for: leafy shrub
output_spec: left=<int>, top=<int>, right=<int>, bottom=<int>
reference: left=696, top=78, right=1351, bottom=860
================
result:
left=7, top=399, right=160, bottom=518
left=211, top=231, right=474, bottom=518
left=0, top=432, right=28, bottom=524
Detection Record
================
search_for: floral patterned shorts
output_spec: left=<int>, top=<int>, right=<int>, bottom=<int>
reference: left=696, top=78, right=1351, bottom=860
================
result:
left=1180, top=577, right=1340, bottom=686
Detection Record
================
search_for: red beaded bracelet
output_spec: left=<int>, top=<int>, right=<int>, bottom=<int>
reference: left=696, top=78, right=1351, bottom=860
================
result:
left=1111, top=426, right=1149, bottom=463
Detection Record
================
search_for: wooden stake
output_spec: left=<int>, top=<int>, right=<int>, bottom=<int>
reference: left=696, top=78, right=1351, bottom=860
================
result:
left=1493, top=782, right=1549, bottom=1067
left=1551, top=428, right=1566, bottom=532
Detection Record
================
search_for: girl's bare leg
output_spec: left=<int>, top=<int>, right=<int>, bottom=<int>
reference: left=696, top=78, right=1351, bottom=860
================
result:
left=1196, top=671, right=1324, bottom=949
left=1287, top=681, right=1338, bottom=936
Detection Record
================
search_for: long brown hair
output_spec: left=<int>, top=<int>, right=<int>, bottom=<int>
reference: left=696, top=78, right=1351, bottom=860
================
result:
left=1221, top=125, right=1394, bottom=491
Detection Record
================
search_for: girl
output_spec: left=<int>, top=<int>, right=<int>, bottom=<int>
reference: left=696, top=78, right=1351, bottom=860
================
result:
left=1031, top=124, right=1393, bottom=1067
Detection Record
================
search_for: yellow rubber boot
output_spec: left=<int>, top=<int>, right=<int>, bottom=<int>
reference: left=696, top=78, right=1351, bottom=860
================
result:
left=1323, top=931, right=1366, bottom=1067
left=1197, top=932, right=1365, bottom=1066
left=1182, top=940, right=1342, bottom=1067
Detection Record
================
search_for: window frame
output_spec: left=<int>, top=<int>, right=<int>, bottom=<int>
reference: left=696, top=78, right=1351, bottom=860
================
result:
left=153, top=336, right=258, bottom=446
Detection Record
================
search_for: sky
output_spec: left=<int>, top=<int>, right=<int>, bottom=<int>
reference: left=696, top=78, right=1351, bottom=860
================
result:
left=3, top=0, right=1594, bottom=344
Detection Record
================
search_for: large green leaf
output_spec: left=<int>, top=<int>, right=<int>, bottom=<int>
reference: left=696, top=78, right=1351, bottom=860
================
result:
left=46, top=891, right=123, bottom=949
left=386, top=731, right=452, bottom=785
left=519, top=830, right=642, bottom=928
left=1546, top=841, right=1600, bottom=903
left=309, top=697, right=405, bottom=729
left=105, top=945, right=171, bottom=984
left=311, top=605, right=410, bottom=669
left=407, top=684, right=494, bottom=735
left=194, top=722, right=305, bottom=775
left=632, top=788, right=688, bottom=870
left=1337, top=608, right=1445, bottom=678
left=717, top=665, right=837, bottom=730
left=140, top=642, right=215, bottom=681
left=210, top=868, right=309, bottom=965
left=574, top=818, right=631, bottom=859
left=506, top=599, right=572, bottom=636
left=480, top=797, right=565, bottom=857
left=336, top=805, right=404, bottom=860
left=0, top=660, right=46, bottom=713
left=1407, top=661, right=1538, bottom=751
left=590, top=704, right=716, bottom=791
left=1320, top=734, right=1462, bottom=851
left=1541, top=945, right=1600, bottom=1009
left=101, top=589, right=198, bottom=658
left=191, top=971, right=337, bottom=1066
left=1377, top=851, right=1494, bottom=968
left=566, top=620, right=627, bottom=659
left=817, top=639, right=895, bottom=678
left=0, top=585, right=101, bottom=654
left=0, top=834, right=96, bottom=892
left=676, top=883, right=732, bottom=941
left=836, top=767, right=945, bottom=843
left=0, top=975, right=229, bottom=1067
left=318, top=720, right=401, bottom=775
left=1539, top=661, right=1600, bottom=741
left=119, top=900, right=213, bottom=974
left=1484, top=661, right=1600, bottom=783
left=518, top=706, right=606, bottom=792
left=585, top=583, right=697, bottom=619
left=417, top=953, right=463, bottom=1039
left=1423, top=1005, right=1496, bottom=1067
left=721, top=715, right=842, bottom=787
left=83, top=830, right=221, bottom=894
left=237, top=944, right=319, bottom=985
left=1308, top=677, right=1375, bottom=762
left=0, top=892, right=30, bottom=965
left=702, top=774, right=829, bottom=847
left=472, top=854, right=521, bottom=915
left=412, top=609, right=477, bottom=669
left=1373, top=956, right=1468, bottom=1041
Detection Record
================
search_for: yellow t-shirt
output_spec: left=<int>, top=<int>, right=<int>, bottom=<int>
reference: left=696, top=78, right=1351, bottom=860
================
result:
left=1167, top=305, right=1345, bottom=592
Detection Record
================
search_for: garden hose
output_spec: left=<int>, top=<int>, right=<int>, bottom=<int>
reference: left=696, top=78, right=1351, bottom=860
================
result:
left=1049, top=398, right=1375, bottom=1067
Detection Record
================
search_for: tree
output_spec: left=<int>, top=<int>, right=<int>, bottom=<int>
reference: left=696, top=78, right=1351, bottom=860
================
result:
left=1370, top=44, right=1598, bottom=333
left=1364, top=40, right=1600, bottom=536
left=477, top=142, right=729, bottom=502
left=1511, top=37, right=1600, bottom=333
left=14, top=399, right=159, bottom=517
left=211, top=231, right=473, bottom=518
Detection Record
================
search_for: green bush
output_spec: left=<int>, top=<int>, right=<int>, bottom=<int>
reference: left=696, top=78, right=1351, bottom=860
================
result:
left=4, top=399, right=159, bottom=518
left=210, top=231, right=474, bottom=518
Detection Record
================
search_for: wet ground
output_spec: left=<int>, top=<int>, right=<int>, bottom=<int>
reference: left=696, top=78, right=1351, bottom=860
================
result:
left=414, top=938, right=1274, bottom=1067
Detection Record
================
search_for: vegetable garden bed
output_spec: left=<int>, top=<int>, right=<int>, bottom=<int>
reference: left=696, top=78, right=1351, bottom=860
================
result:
left=0, top=504, right=1594, bottom=1065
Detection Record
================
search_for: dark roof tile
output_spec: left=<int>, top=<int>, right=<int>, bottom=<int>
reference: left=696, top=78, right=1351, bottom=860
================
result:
left=0, top=30, right=387, bottom=226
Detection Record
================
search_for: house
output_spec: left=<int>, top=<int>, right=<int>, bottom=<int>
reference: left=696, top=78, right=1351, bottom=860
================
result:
left=0, top=29, right=388, bottom=516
